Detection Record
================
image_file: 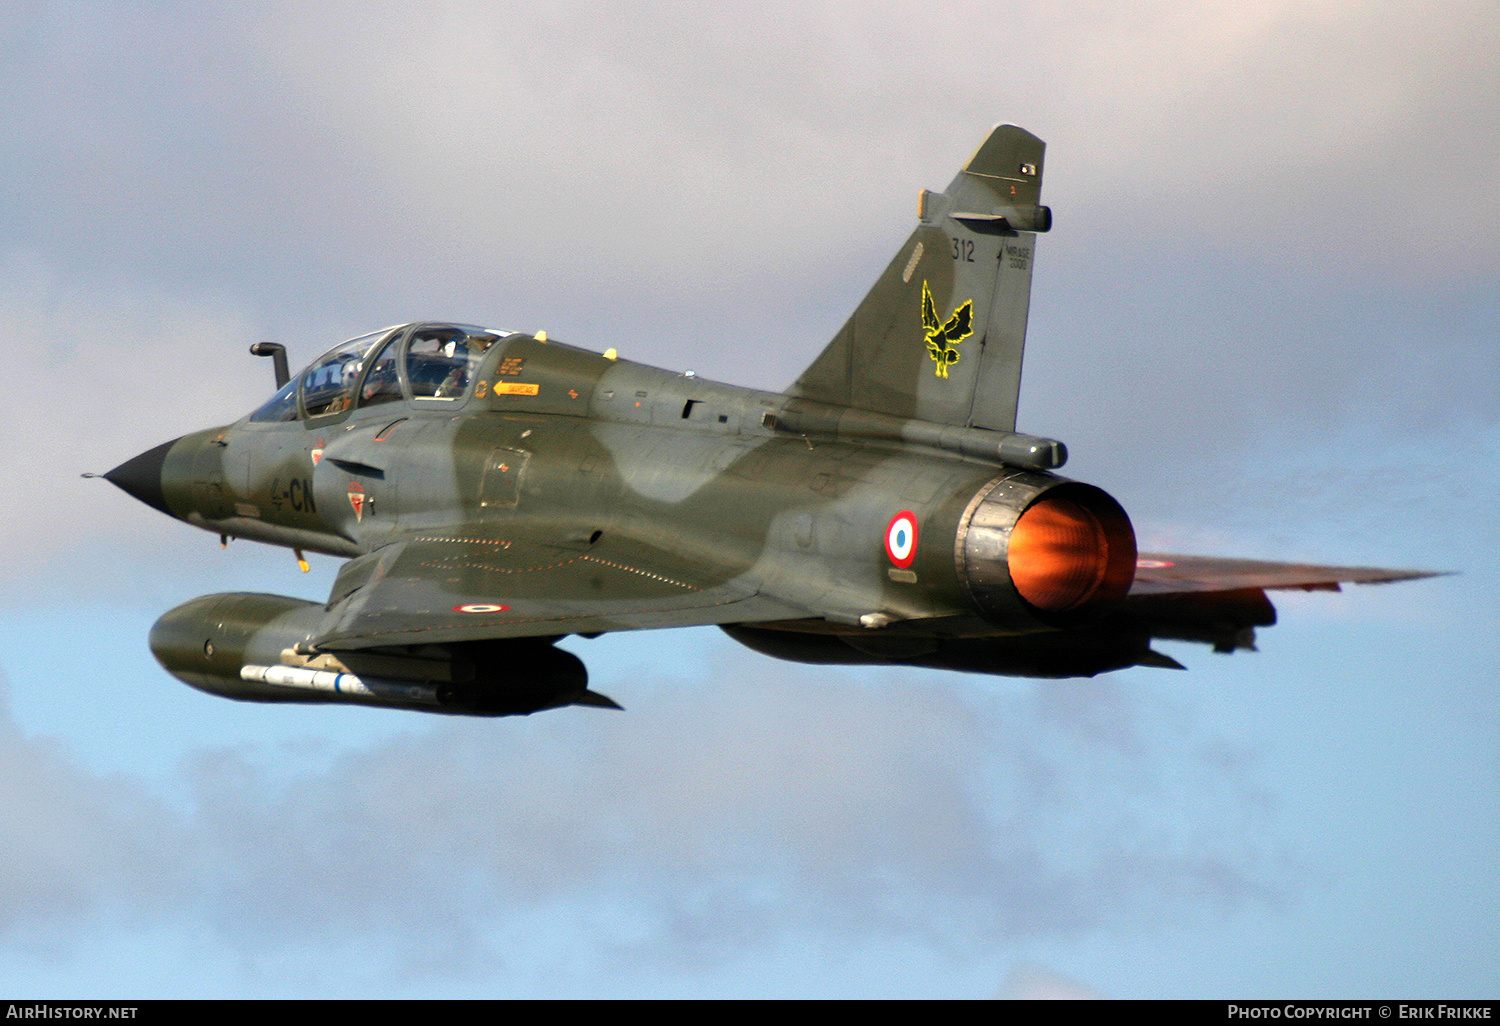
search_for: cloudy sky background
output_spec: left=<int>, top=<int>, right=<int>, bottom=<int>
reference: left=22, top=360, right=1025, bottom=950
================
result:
left=0, top=0, right=1494, bottom=997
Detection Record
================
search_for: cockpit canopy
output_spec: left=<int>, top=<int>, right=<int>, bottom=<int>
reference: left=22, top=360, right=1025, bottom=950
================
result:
left=249, top=323, right=509, bottom=423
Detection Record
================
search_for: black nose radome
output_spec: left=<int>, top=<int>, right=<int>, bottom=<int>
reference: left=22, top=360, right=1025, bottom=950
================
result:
left=104, top=437, right=180, bottom=516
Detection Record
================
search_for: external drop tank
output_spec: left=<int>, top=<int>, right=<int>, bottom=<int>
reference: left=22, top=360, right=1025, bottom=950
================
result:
left=149, top=592, right=617, bottom=716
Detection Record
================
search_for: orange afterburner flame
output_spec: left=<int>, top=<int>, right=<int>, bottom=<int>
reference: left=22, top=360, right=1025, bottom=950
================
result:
left=1009, top=496, right=1117, bottom=612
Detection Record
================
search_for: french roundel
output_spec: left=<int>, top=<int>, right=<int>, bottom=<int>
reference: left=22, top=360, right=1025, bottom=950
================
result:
left=453, top=603, right=510, bottom=614
left=884, top=511, right=919, bottom=568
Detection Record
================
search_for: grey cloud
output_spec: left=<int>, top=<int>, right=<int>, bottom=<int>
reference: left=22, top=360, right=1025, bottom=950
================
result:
left=0, top=248, right=270, bottom=569
left=174, top=658, right=1283, bottom=973
left=10, top=4, right=1494, bottom=302
left=0, top=652, right=1290, bottom=981
left=997, top=960, right=1106, bottom=999
left=251, top=2, right=1500, bottom=269
left=2, top=2, right=1492, bottom=434
left=0, top=676, right=183, bottom=939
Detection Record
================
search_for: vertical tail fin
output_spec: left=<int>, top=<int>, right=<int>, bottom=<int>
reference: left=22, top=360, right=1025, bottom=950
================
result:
left=789, top=125, right=1049, bottom=432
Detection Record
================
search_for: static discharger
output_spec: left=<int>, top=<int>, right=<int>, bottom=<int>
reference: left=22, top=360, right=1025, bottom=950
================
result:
left=294, top=548, right=309, bottom=573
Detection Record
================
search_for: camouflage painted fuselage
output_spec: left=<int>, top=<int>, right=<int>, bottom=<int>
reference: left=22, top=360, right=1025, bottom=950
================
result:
left=161, top=332, right=1081, bottom=641
left=108, top=124, right=1433, bottom=717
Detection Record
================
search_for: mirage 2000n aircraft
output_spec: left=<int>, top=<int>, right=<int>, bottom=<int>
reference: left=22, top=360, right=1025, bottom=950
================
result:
left=102, top=125, right=1434, bottom=716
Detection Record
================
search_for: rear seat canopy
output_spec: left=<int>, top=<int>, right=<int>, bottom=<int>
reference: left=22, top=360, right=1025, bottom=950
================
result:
left=405, top=325, right=501, bottom=400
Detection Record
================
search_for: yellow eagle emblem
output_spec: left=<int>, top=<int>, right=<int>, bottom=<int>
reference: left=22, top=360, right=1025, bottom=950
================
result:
left=921, top=281, right=973, bottom=379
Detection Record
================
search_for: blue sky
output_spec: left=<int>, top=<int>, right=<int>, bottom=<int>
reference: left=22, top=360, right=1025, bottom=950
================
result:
left=0, top=1, right=1494, bottom=998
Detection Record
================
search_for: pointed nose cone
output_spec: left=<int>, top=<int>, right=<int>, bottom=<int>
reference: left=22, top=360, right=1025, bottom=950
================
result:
left=104, top=437, right=180, bottom=516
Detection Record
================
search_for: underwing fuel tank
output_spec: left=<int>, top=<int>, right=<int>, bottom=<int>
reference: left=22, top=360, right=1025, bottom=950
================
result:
left=953, top=470, right=1137, bottom=628
left=149, top=593, right=616, bottom=716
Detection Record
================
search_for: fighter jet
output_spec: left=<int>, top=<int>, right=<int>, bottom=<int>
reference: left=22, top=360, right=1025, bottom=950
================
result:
left=102, top=125, right=1434, bottom=717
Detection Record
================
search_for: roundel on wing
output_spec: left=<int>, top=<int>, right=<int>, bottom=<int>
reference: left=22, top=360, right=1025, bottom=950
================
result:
left=884, top=511, right=918, bottom=568
left=453, top=603, right=510, bottom=614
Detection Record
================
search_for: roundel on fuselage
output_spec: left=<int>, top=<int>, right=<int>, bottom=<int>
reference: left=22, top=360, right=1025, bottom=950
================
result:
left=885, top=511, right=919, bottom=568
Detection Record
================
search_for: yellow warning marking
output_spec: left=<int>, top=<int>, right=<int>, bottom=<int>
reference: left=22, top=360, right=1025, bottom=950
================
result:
left=414, top=536, right=514, bottom=547
left=902, top=242, right=924, bottom=283
left=495, top=382, right=540, bottom=396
